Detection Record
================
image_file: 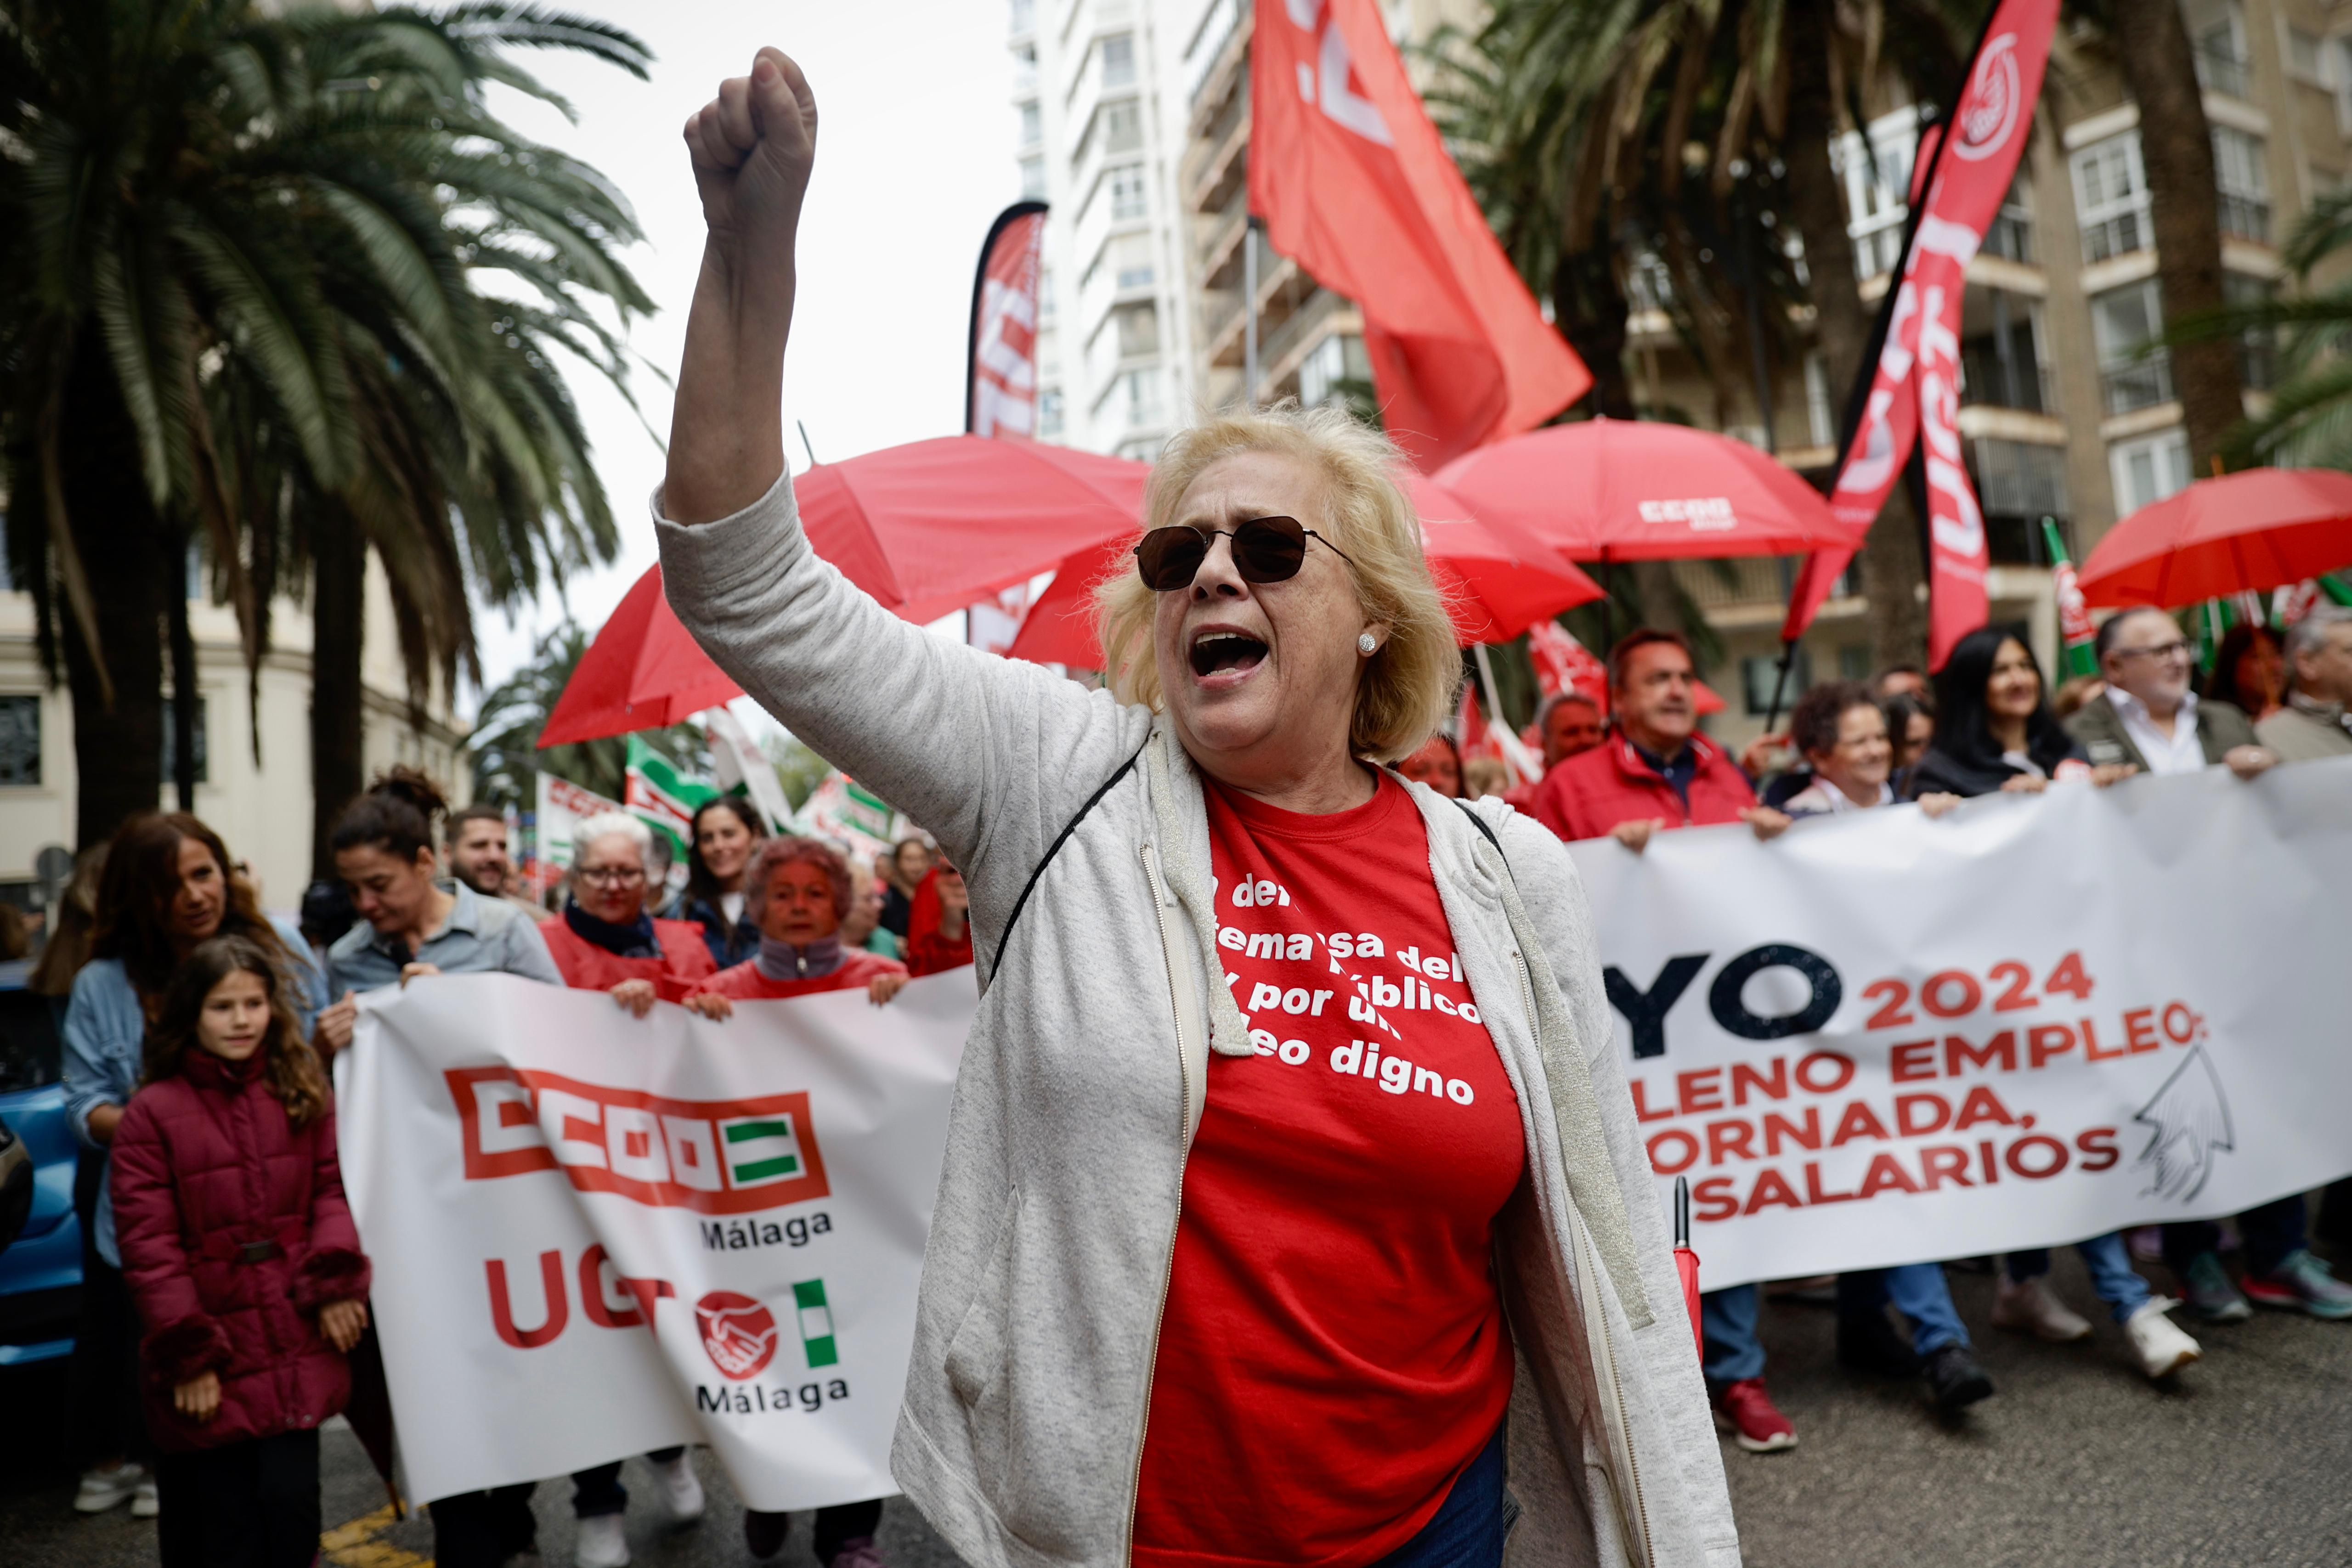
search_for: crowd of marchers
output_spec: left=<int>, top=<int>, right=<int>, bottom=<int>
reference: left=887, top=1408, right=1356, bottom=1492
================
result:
left=39, top=768, right=972, bottom=1568
left=1395, top=604, right=2352, bottom=1451
left=24, top=600, right=2352, bottom=1562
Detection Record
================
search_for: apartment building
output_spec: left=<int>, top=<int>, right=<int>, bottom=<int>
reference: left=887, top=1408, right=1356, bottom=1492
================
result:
left=1011, top=0, right=1201, bottom=457
left=1129, top=0, right=2340, bottom=744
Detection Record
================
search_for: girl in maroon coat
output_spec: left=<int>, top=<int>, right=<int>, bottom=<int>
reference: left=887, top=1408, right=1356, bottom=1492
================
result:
left=111, top=936, right=372, bottom=1568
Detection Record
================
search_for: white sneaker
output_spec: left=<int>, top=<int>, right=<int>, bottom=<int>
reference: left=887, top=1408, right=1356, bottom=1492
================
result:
left=132, top=1477, right=159, bottom=1518
left=576, top=1512, right=630, bottom=1568
left=73, top=1462, right=146, bottom=1514
left=2125, top=1297, right=2202, bottom=1380
left=1990, top=1274, right=2092, bottom=1342
left=652, top=1452, right=704, bottom=1524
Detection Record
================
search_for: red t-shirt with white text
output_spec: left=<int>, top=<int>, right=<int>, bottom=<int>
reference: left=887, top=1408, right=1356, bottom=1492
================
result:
left=1131, top=773, right=1523, bottom=1568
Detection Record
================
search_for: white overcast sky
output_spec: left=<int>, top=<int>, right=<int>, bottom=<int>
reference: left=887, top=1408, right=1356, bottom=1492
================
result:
left=470, top=3, right=1019, bottom=713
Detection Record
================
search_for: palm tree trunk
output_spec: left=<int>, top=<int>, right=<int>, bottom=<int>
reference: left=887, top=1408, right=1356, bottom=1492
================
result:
left=59, top=349, right=166, bottom=848
left=164, top=519, right=199, bottom=813
left=2111, top=0, right=2241, bottom=471
left=1553, top=243, right=1637, bottom=419
left=1784, top=0, right=1928, bottom=671
left=309, top=505, right=367, bottom=881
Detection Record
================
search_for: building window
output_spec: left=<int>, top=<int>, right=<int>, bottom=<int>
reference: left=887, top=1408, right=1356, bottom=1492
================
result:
left=2211, top=127, right=2270, bottom=243
left=1113, top=302, right=1160, bottom=358
left=160, top=696, right=209, bottom=787
left=2194, top=10, right=2250, bottom=100
left=1019, top=101, right=1042, bottom=149
left=0, top=696, right=38, bottom=787
left=2224, top=271, right=2278, bottom=391
left=1838, top=644, right=1872, bottom=682
left=1299, top=333, right=1371, bottom=409
left=2109, top=429, right=2191, bottom=519
left=2288, top=26, right=2324, bottom=84
left=1961, top=298, right=2048, bottom=412
left=1038, top=387, right=1064, bottom=440
left=1832, top=112, right=1922, bottom=282
left=1101, top=33, right=1136, bottom=89
left=1742, top=649, right=1811, bottom=716
left=1020, top=155, right=1045, bottom=199
left=2072, top=135, right=2151, bottom=264
left=1972, top=438, right=2070, bottom=564
left=1103, top=366, right=1162, bottom=427
left=1010, top=0, right=1035, bottom=37
left=1103, top=99, right=1143, bottom=157
left=1985, top=176, right=2035, bottom=265
left=1109, top=164, right=1147, bottom=221
left=2091, top=280, right=2173, bottom=414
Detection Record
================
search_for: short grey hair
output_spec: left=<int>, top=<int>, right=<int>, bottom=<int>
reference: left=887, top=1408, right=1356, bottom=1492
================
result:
left=2283, top=605, right=2352, bottom=682
left=571, top=812, right=652, bottom=867
left=1534, top=690, right=1601, bottom=731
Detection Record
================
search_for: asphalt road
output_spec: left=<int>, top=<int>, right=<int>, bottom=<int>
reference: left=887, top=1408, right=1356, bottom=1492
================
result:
left=7, top=1241, right=2349, bottom=1568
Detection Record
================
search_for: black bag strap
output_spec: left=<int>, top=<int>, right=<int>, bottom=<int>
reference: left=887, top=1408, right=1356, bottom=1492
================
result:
left=988, top=735, right=1150, bottom=986
left=1454, top=797, right=1507, bottom=860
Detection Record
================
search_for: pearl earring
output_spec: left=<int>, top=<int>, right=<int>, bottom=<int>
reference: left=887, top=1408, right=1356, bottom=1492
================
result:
left=1357, top=632, right=1379, bottom=655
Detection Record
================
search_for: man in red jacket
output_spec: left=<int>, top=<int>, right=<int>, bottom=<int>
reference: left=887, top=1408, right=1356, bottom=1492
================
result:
left=1525, top=630, right=1799, bottom=1456
left=1527, top=631, right=1792, bottom=850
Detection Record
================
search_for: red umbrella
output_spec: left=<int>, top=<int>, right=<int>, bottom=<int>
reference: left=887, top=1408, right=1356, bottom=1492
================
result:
left=542, top=438, right=1153, bottom=746
left=540, top=564, right=740, bottom=746
left=796, top=436, right=1148, bottom=624
left=2078, top=468, right=2352, bottom=607
left=1003, top=469, right=1603, bottom=667
left=1433, top=418, right=1864, bottom=562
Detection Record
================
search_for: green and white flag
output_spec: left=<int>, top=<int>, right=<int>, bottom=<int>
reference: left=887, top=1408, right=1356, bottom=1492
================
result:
left=626, top=735, right=719, bottom=859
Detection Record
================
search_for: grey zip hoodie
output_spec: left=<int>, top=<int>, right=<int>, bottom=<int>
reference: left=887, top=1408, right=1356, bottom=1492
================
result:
left=656, top=475, right=1739, bottom=1568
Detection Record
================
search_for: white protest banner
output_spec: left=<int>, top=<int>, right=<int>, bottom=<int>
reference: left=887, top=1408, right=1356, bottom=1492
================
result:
left=1565, top=758, right=2352, bottom=1290
left=338, top=969, right=975, bottom=1507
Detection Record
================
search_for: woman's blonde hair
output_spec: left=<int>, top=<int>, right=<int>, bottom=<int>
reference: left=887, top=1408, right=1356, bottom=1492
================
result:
left=1094, top=405, right=1460, bottom=762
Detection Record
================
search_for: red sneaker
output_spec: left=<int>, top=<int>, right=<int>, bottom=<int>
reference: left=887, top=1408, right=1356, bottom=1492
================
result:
left=1712, top=1377, right=1798, bottom=1452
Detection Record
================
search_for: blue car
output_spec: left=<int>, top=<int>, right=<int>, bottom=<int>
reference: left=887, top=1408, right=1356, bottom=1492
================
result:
left=0, top=958, right=82, bottom=1366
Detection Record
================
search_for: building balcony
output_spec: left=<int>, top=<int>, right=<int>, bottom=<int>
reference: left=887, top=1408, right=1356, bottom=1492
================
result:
left=2217, top=191, right=2271, bottom=245
left=2081, top=209, right=2150, bottom=266
left=1984, top=211, right=2035, bottom=266
left=2101, top=353, right=2175, bottom=416
left=1187, top=0, right=1250, bottom=118
left=1188, top=86, right=1250, bottom=214
left=2195, top=46, right=2250, bottom=101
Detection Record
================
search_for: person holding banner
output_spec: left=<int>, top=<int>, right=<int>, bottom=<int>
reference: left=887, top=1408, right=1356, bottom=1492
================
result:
left=1896, top=632, right=2203, bottom=1379
left=654, top=45, right=1735, bottom=1568
left=2258, top=605, right=2352, bottom=761
left=679, top=798, right=768, bottom=966
left=687, top=834, right=904, bottom=1565
left=2065, top=609, right=2275, bottom=784
left=312, top=772, right=577, bottom=1567
left=539, top=813, right=721, bottom=1017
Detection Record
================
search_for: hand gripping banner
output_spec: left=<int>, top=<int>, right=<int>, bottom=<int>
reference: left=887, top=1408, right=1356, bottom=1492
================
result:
left=1567, top=760, right=2352, bottom=1289
left=1785, top=0, right=2059, bottom=668
left=339, top=970, right=976, bottom=1507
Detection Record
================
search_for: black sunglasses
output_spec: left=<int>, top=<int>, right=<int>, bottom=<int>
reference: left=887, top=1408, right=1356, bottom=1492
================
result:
left=1132, top=515, right=1356, bottom=592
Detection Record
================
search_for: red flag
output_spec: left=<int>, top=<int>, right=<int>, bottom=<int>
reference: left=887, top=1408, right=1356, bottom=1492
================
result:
left=1249, top=0, right=1589, bottom=468
left=1782, top=0, right=2057, bottom=668
left=966, top=201, right=1048, bottom=440
left=1458, top=681, right=1491, bottom=757
left=1526, top=620, right=1610, bottom=711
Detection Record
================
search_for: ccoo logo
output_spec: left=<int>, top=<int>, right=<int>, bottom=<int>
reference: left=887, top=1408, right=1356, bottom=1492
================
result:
left=1953, top=34, right=2022, bottom=161
left=695, top=1292, right=779, bottom=1381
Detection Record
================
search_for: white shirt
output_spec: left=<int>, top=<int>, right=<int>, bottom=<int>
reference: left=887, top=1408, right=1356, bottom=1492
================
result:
left=1787, top=778, right=1894, bottom=815
left=721, top=891, right=746, bottom=925
left=2109, top=688, right=2207, bottom=776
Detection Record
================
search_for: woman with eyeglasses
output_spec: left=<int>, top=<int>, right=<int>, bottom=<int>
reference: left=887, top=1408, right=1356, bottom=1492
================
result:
left=539, top=812, right=721, bottom=1017
left=649, top=51, right=1733, bottom=1568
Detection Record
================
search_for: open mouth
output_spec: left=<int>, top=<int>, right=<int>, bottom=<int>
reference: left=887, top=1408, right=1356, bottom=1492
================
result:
left=1190, top=629, right=1269, bottom=679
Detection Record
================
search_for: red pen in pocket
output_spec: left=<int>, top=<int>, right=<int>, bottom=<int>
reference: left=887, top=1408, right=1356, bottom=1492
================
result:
left=1673, top=1175, right=1702, bottom=1363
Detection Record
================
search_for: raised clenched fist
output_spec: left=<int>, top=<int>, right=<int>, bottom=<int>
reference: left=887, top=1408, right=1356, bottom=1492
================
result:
left=684, top=48, right=818, bottom=263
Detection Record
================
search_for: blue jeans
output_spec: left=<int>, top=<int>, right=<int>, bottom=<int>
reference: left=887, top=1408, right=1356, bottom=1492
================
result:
left=1700, top=1283, right=1765, bottom=1385
left=2006, top=1232, right=2151, bottom=1322
left=1374, top=1422, right=1507, bottom=1568
left=1838, top=1263, right=1971, bottom=1356
left=2161, top=1194, right=2308, bottom=1278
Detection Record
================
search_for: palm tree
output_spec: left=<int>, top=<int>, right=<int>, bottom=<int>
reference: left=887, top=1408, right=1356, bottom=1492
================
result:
left=0, top=0, right=652, bottom=856
left=1432, top=0, right=1973, bottom=667
left=470, top=621, right=708, bottom=809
